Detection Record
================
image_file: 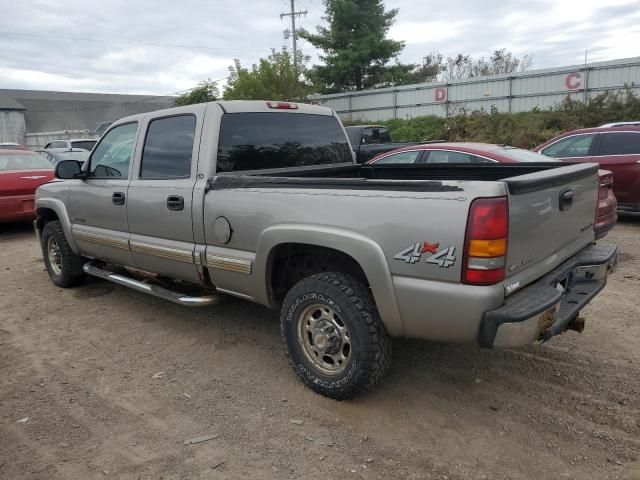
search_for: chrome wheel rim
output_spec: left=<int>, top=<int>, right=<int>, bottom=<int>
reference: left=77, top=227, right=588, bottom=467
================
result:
left=47, top=237, right=62, bottom=276
left=297, top=303, right=351, bottom=375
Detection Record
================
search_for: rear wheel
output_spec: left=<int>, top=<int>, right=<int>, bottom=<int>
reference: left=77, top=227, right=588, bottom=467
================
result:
left=280, top=272, right=391, bottom=400
left=41, top=221, right=85, bottom=287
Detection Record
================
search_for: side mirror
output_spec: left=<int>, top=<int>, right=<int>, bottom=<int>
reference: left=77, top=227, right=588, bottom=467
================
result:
left=55, top=160, right=84, bottom=179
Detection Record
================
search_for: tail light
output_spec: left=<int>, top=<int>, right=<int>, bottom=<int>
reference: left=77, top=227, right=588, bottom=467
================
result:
left=462, top=197, right=509, bottom=285
left=266, top=101, right=298, bottom=109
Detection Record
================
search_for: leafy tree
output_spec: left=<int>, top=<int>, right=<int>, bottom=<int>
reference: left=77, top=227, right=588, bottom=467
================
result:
left=301, top=0, right=407, bottom=92
left=174, top=80, right=219, bottom=106
left=440, top=49, right=533, bottom=80
left=223, top=48, right=311, bottom=101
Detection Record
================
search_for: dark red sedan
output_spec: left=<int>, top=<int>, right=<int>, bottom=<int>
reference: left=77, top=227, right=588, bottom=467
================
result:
left=0, top=150, right=54, bottom=223
left=533, top=126, right=640, bottom=213
left=368, top=142, right=617, bottom=239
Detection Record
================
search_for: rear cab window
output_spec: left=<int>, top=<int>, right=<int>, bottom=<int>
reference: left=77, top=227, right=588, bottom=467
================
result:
left=361, top=127, right=391, bottom=144
left=216, top=113, right=352, bottom=173
left=71, top=140, right=96, bottom=151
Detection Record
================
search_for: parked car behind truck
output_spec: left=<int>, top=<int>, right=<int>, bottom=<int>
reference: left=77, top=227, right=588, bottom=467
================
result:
left=534, top=126, right=640, bottom=212
left=35, top=101, right=617, bottom=399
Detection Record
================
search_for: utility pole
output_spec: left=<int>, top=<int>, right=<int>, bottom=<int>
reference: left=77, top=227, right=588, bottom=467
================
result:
left=280, top=0, right=307, bottom=66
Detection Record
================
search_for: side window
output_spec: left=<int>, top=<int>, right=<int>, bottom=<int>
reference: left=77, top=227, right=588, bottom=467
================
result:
left=375, top=150, right=422, bottom=164
left=425, top=150, right=474, bottom=163
left=89, top=122, right=138, bottom=179
left=598, top=132, right=640, bottom=155
left=542, top=135, right=594, bottom=158
left=361, top=127, right=391, bottom=145
left=140, top=115, right=196, bottom=179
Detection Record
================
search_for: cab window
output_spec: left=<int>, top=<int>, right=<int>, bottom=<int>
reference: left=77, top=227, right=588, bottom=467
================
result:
left=89, top=123, right=138, bottom=178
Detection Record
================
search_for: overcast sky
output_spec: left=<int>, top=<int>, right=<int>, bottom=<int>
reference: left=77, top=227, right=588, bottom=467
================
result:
left=1, top=0, right=639, bottom=95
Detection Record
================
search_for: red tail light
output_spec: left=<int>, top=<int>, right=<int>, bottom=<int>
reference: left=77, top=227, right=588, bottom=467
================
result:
left=266, top=101, right=298, bottom=109
left=462, top=197, right=509, bottom=285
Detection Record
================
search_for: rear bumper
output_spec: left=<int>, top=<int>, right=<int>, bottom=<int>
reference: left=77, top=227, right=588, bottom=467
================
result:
left=478, top=243, right=617, bottom=349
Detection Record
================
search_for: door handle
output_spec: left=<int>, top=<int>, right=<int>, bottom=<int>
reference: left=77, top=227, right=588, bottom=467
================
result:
left=559, top=189, right=573, bottom=211
left=112, top=192, right=125, bottom=205
left=167, top=195, right=184, bottom=211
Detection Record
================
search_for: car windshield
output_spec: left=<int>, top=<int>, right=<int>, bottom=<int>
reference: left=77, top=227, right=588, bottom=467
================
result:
left=497, top=147, right=556, bottom=162
left=0, top=153, right=53, bottom=171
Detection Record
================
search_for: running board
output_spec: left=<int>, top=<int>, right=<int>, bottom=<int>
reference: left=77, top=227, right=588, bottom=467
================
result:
left=83, top=262, right=220, bottom=307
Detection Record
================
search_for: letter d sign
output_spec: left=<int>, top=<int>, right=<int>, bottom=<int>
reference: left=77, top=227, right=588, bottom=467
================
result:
left=435, top=87, right=447, bottom=102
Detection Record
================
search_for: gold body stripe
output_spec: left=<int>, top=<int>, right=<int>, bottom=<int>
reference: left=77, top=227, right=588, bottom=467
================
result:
left=206, top=254, right=252, bottom=274
left=74, top=231, right=129, bottom=250
left=130, top=241, right=195, bottom=264
left=73, top=230, right=250, bottom=274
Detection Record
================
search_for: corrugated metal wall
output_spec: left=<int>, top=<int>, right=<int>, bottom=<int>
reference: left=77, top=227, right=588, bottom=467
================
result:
left=0, top=110, right=26, bottom=144
left=312, top=57, right=640, bottom=122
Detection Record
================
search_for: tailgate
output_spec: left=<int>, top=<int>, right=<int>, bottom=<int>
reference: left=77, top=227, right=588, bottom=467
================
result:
left=503, top=163, right=599, bottom=292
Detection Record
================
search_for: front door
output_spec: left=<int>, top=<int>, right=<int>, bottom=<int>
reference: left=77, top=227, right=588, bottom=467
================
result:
left=67, top=122, right=139, bottom=266
left=126, top=113, right=201, bottom=283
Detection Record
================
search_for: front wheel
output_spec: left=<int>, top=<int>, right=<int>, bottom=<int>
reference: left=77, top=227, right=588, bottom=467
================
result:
left=41, top=220, right=86, bottom=288
left=280, top=272, right=391, bottom=400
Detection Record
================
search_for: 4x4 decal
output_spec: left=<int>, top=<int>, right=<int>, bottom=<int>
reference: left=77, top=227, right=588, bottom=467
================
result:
left=394, top=242, right=456, bottom=268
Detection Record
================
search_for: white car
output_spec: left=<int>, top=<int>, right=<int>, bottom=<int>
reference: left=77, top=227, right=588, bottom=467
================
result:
left=44, top=138, right=97, bottom=151
left=599, top=121, right=640, bottom=128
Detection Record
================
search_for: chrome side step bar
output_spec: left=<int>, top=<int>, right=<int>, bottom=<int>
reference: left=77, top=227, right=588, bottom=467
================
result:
left=83, top=262, right=220, bottom=307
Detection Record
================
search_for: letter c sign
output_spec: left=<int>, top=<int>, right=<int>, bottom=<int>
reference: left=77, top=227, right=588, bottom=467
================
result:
left=565, top=72, right=582, bottom=90
left=435, top=87, right=447, bottom=102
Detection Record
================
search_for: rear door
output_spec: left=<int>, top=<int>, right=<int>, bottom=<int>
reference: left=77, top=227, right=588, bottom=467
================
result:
left=503, top=163, right=599, bottom=290
left=126, top=109, right=204, bottom=283
left=591, top=131, right=640, bottom=206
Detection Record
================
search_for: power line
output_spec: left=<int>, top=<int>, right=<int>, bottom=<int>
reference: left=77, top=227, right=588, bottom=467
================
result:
left=0, top=31, right=265, bottom=54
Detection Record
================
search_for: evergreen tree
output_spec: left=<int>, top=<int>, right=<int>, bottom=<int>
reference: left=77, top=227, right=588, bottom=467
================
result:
left=301, top=0, right=407, bottom=93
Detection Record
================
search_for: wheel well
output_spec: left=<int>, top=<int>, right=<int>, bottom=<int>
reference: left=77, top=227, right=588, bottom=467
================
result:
left=35, top=208, right=59, bottom=232
left=269, top=243, right=369, bottom=303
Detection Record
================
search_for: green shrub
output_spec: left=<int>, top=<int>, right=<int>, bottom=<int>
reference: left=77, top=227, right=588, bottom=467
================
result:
left=361, top=87, right=640, bottom=149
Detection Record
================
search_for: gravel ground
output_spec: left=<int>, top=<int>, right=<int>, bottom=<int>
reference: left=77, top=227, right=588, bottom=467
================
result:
left=0, top=218, right=639, bottom=480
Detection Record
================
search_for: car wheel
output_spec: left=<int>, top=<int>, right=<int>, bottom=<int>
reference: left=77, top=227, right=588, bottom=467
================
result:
left=280, top=272, right=391, bottom=399
left=42, top=220, right=85, bottom=288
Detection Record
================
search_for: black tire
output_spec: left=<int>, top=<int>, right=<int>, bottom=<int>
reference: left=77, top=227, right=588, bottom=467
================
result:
left=280, top=272, right=392, bottom=400
left=41, top=220, right=85, bottom=288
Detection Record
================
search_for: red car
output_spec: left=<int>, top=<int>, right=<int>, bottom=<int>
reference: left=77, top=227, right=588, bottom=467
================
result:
left=368, top=142, right=617, bottom=239
left=533, top=126, right=640, bottom=213
left=0, top=150, right=54, bottom=223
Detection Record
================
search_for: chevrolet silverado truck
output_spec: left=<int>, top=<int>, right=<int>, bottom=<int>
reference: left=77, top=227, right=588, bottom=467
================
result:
left=345, top=125, right=419, bottom=163
left=35, top=100, right=617, bottom=399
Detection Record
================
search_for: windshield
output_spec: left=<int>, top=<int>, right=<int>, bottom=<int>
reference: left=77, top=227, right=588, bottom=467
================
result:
left=497, top=147, right=556, bottom=162
left=217, top=112, right=353, bottom=172
left=0, top=153, right=53, bottom=171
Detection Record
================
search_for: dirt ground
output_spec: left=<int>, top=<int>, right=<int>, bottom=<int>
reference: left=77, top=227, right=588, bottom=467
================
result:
left=0, top=219, right=639, bottom=480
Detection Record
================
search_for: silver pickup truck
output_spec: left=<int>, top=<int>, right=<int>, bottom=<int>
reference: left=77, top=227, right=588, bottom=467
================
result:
left=35, top=100, right=617, bottom=399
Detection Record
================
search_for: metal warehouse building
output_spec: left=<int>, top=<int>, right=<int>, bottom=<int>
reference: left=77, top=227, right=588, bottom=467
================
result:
left=314, top=56, right=640, bottom=122
left=0, top=89, right=174, bottom=149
